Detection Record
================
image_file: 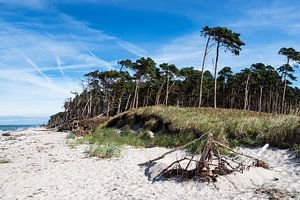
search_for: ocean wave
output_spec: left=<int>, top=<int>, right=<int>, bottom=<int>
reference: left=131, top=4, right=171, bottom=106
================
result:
left=0, top=125, right=36, bottom=133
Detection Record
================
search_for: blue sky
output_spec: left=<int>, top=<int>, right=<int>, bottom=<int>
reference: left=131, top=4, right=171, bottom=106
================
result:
left=1, top=0, right=300, bottom=124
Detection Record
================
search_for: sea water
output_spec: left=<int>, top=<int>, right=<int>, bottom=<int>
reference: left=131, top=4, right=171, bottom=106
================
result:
left=0, top=125, right=37, bottom=134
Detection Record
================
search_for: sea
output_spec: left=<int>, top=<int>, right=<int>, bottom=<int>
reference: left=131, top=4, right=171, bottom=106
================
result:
left=0, top=125, right=38, bottom=134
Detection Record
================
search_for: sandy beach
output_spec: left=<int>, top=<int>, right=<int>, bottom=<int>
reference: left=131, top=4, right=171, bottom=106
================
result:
left=0, top=128, right=299, bottom=200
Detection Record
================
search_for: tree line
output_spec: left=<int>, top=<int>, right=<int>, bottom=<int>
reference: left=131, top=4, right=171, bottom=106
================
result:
left=52, top=26, right=300, bottom=124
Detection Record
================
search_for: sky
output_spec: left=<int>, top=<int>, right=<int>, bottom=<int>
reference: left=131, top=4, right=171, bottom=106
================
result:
left=0, top=0, right=300, bottom=124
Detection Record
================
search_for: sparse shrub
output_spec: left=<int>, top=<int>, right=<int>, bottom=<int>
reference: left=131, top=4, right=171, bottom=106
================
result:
left=144, top=118, right=157, bottom=129
left=0, top=159, right=11, bottom=164
left=293, top=144, right=300, bottom=157
left=66, top=132, right=76, bottom=139
left=138, top=129, right=152, bottom=141
left=87, top=142, right=121, bottom=158
left=229, top=139, right=241, bottom=147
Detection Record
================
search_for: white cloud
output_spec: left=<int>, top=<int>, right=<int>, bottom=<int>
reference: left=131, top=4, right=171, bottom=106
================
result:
left=151, top=32, right=204, bottom=68
left=151, top=31, right=300, bottom=74
left=116, top=40, right=147, bottom=57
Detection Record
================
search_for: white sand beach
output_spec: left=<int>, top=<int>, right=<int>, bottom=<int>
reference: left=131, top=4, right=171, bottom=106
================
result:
left=0, top=128, right=299, bottom=200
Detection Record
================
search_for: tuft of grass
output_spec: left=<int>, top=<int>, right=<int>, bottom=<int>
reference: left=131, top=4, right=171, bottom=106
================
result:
left=0, top=159, right=11, bottom=164
left=66, top=132, right=76, bottom=139
left=86, top=142, right=121, bottom=158
left=293, top=144, right=300, bottom=158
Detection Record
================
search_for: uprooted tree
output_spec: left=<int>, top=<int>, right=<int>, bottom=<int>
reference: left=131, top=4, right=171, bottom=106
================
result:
left=139, top=133, right=270, bottom=182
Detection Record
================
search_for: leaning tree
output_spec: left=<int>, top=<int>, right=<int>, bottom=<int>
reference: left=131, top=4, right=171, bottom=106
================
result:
left=159, top=63, right=179, bottom=106
left=119, top=57, right=157, bottom=109
left=208, top=27, right=245, bottom=108
left=278, top=47, right=300, bottom=113
left=199, top=26, right=214, bottom=107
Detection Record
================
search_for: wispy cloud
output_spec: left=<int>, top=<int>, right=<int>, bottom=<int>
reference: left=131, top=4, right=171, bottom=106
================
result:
left=151, top=31, right=300, bottom=73
left=21, top=53, right=53, bottom=83
left=53, top=51, right=65, bottom=77
left=227, top=1, right=300, bottom=34
left=152, top=32, right=203, bottom=67
left=0, top=0, right=48, bottom=9
left=116, top=40, right=147, bottom=57
left=0, top=5, right=146, bottom=116
left=1, top=0, right=300, bottom=118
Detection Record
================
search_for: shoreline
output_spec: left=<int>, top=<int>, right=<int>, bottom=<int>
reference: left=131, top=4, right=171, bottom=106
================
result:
left=0, top=128, right=299, bottom=199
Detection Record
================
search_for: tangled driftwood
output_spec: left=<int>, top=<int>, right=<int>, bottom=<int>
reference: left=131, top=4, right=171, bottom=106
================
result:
left=48, top=115, right=109, bottom=135
left=140, top=133, right=270, bottom=182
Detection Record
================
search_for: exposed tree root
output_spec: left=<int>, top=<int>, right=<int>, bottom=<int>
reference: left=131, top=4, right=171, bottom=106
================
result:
left=141, top=133, right=270, bottom=182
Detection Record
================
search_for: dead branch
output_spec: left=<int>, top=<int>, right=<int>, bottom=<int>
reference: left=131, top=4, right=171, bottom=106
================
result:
left=145, top=134, right=270, bottom=182
left=139, top=132, right=209, bottom=166
left=214, top=141, right=255, bottom=159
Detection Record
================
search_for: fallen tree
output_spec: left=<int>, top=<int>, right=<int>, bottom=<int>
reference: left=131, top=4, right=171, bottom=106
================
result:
left=48, top=115, right=109, bottom=135
left=140, top=133, right=270, bottom=182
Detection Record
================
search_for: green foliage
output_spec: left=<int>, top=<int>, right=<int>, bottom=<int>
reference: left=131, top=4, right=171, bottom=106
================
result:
left=152, top=132, right=196, bottom=148
left=66, top=132, right=76, bottom=139
left=86, top=142, right=121, bottom=158
left=293, top=144, right=300, bottom=157
left=83, top=125, right=203, bottom=153
left=106, top=106, right=300, bottom=149
left=48, top=49, right=300, bottom=130
left=202, top=26, right=245, bottom=55
left=0, top=159, right=11, bottom=164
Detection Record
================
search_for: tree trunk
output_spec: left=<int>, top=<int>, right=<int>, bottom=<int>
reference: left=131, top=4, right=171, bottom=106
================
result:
left=258, top=85, right=263, bottom=112
left=244, top=74, right=250, bottom=110
left=88, top=92, right=92, bottom=117
left=214, top=40, right=220, bottom=109
left=282, top=59, right=289, bottom=114
left=132, top=79, right=139, bottom=109
left=248, top=94, right=252, bottom=110
left=156, top=79, right=165, bottom=105
left=165, top=72, right=170, bottom=106
left=125, top=93, right=131, bottom=111
left=135, top=90, right=139, bottom=108
left=199, top=35, right=211, bottom=107
left=117, top=96, right=122, bottom=115
left=146, top=89, right=152, bottom=107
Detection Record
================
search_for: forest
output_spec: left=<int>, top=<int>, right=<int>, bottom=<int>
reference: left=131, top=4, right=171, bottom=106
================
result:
left=48, top=26, right=300, bottom=126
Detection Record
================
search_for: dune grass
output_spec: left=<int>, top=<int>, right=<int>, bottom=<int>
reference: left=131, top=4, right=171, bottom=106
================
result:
left=66, top=132, right=76, bottom=139
left=80, top=106, right=300, bottom=157
left=108, top=106, right=300, bottom=147
left=86, top=142, right=121, bottom=158
left=293, top=144, right=300, bottom=157
left=80, top=125, right=202, bottom=154
left=0, top=159, right=11, bottom=164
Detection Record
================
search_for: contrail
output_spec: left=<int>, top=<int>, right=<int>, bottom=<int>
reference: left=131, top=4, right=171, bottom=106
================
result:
left=22, top=53, right=53, bottom=83
left=54, top=52, right=65, bottom=77
left=88, top=51, right=113, bottom=69
left=88, top=51, right=97, bottom=58
left=23, top=63, right=99, bottom=73
left=42, top=64, right=98, bottom=71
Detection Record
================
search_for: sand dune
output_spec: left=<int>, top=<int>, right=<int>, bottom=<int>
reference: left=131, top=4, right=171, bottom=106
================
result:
left=0, top=128, right=299, bottom=199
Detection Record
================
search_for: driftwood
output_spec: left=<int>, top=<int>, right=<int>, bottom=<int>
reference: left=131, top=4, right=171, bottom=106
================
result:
left=141, top=133, right=270, bottom=182
left=138, top=132, right=208, bottom=166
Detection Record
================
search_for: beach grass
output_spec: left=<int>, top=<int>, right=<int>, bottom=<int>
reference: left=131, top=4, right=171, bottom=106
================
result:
left=77, top=106, right=300, bottom=157
left=66, top=132, right=76, bottom=139
left=293, top=144, right=300, bottom=157
left=86, top=142, right=121, bottom=158
left=0, top=159, right=11, bottom=164
left=106, top=106, right=300, bottom=147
